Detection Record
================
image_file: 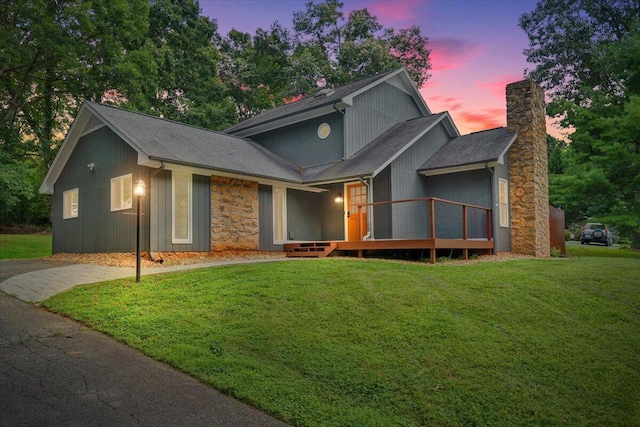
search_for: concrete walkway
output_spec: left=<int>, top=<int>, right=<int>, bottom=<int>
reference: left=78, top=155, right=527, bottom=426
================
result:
left=0, top=258, right=291, bottom=302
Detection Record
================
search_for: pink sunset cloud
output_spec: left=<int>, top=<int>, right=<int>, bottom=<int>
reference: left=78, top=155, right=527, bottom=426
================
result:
left=429, top=38, right=484, bottom=72
left=478, top=75, right=525, bottom=98
left=458, top=108, right=506, bottom=132
left=368, top=0, right=421, bottom=24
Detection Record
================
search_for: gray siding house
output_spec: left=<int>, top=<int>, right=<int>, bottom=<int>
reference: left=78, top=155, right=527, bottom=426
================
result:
left=41, top=68, right=550, bottom=258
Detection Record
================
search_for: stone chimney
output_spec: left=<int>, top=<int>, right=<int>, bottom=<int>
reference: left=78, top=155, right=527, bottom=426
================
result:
left=506, top=79, right=550, bottom=257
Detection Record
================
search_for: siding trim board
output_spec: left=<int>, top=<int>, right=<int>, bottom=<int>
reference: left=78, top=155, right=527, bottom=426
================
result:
left=419, top=161, right=501, bottom=177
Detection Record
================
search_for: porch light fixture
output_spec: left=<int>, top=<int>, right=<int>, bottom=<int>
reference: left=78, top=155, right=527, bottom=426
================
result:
left=134, top=179, right=146, bottom=282
left=134, top=179, right=146, bottom=197
left=335, top=192, right=343, bottom=203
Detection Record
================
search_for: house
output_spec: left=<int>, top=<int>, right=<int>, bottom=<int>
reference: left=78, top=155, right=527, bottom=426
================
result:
left=40, top=68, right=550, bottom=259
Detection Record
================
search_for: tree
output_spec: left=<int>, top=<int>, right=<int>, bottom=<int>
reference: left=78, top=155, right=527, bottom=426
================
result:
left=219, top=1, right=431, bottom=121
left=291, top=0, right=431, bottom=89
left=520, top=0, right=640, bottom=105
left=1, top=0, right=149, bottom=166
left=0, top=0, right=148, bottom=226
left=111, top=0, right=236, bottom=131
left=520, top=0, right=640, bottom=246
left=219, top=23, right=295, bottom=119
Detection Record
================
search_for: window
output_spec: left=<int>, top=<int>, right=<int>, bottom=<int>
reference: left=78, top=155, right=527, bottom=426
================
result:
left=172, top=171, right=192, bottom=244
left=317, top=122, right=331, bottom=139
left=273, top=187, right=286, bottom=243
left=63, top=189, right=78, bottom=219
left=111, top=174, right=132, bottom=211
left=499, top=178, right=509, bottom=228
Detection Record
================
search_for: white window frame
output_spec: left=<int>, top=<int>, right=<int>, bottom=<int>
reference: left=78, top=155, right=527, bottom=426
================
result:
left=499, top=178, right=510, bottom=228
left=110, top=173, right=133, bottom=212
left=63, top=188, right=79, bottom=219
left=172, top=171, right=192, bottom=244
left=272, top=186, right=287, bottom=244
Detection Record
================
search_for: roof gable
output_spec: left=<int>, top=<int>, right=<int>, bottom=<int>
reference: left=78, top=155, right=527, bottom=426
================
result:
left=303, top=113, right=453, bottom=183
left=40, top=102, right=305, bottom=194
left=225, top=67, right=431, bottom=137
left=418, top=127, right=517, bottom=176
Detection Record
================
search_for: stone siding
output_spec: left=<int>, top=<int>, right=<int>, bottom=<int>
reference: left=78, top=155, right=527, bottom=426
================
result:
left=210, top=176, right=259, bottom=251
left=506, top=79, right=550, bottom=257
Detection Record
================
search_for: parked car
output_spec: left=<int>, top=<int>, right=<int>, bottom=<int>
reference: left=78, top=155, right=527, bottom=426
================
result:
left=580, top=223, right=613, bottom=246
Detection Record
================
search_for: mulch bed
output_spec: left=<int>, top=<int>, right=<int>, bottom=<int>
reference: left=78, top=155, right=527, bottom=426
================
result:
left=44, top=251, right=286, bottom=268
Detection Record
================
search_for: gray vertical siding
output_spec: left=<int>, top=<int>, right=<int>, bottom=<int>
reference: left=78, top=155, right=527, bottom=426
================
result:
left=287, top=187, right=344, bottom=242
left=389, top=123, right=451, bottom=238
left=251, top=113, right=344, bottom=167
left=373, top=166, right=392, bottom=239
left=150, top=170, right=210, bottom=252
left=424, top=169, right=493, bottom=239
left=318, top=183, right=345, bottom=241
left=493, top=159, right=512, bottom=252
left=258, top=185, right=343, bottom=246
left=345, top=82, right=423, bottom=158
left=258, top=185, right=282, bottom=251
left=53, top=126, right=150, bottom=253
left=287, top=189, right=322, bottom=241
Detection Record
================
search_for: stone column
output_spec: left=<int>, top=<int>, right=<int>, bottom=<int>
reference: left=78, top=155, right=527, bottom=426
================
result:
left=210, top=176, right=259, bottom=251
left=506, top=79, right=550, bottom=257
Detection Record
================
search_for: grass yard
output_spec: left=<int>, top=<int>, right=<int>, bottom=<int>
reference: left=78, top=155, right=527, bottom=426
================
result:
left=43, top=257, right=640, bottom=427
left=565, top=243, right=640, bottom=259
left=0, top=233, right=52, bottom=259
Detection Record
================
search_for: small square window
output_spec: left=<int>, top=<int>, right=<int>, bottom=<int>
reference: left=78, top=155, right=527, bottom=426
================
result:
left=63, top=189, right=78, bottom=219
left=111, top=174, right=132, bottom=211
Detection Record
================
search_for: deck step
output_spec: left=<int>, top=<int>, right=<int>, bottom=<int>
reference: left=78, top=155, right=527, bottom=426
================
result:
left=284, top=242, right=337, bottom=258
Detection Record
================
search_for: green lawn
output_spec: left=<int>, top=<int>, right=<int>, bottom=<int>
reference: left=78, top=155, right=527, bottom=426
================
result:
left=43, top=257, right=640, bottom=426
left=0, top=233, right=52, bottom=259
left=565, top=243, right=640, bottom=259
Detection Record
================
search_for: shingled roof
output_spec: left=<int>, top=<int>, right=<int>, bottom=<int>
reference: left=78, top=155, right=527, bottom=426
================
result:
left=40, top=102, right=306, bottom=194
left=304, top=114, right=448, bottom=183
left=418, top=127, right=517, bottom=175
left=225, top=68, right=428, bottom=135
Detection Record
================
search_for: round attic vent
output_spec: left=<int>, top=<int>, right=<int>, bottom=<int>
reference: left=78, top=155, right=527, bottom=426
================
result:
left=318, top=123, right=331, bottom=139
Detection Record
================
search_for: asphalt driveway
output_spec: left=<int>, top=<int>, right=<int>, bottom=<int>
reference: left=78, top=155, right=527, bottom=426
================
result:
left=0, top=260, right=289, bottom=427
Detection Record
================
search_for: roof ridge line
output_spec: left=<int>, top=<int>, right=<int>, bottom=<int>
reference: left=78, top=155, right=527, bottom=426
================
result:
left=86, top=101, right=251, bottom=141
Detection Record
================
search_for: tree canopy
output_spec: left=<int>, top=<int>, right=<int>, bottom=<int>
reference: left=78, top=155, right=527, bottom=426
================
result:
left=520, top=0, right=640, bottom=246
left=1, top=0, right=431, bottom=228
left=218, top=0, right=431, bottom=118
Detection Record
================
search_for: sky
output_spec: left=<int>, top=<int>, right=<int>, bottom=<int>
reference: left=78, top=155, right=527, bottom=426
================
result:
left=198, top=0, right=558, bottom=137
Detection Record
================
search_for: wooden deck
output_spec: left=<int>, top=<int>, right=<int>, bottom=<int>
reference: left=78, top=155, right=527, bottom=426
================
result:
left=284, top=196, right=494, bottom=263
left=285, top=238, right=493, bottom=262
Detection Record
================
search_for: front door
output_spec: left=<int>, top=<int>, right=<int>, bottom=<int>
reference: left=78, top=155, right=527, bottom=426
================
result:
left=346, top=182, right=368, bottom=241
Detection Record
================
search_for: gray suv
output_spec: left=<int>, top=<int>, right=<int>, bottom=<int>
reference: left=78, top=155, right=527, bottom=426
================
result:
left=580, top=223, right=613, bottom=246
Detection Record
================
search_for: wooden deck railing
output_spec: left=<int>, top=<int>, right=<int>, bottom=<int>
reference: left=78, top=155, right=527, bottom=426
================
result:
left=355, top=197, right=492, bottom=242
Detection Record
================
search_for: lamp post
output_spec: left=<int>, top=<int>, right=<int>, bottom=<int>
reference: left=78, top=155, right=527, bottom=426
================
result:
left=133, top=179, right=146, bottom=282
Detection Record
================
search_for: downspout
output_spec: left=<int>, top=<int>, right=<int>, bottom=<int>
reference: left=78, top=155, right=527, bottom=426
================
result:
left=485, top=163, right=496, bottom=247
left=149, top=162, right=165, bottom=262
left=359, top=177, right=372, bottom=241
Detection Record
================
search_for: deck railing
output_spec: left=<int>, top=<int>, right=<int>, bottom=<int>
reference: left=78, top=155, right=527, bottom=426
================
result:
left=354, top=197, right=492, bottom=242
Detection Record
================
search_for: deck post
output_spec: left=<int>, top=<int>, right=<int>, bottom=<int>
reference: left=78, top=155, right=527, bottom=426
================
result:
left=486, top=209, right=493, bottom=254
left=430, top=248, right=436, bottom=264
left=462, top=205, right=469, bottom=259
left=358, top=205, right=363, bottom=241
left=429, top=198, right=436, bottom=239
left=462, top=205, right=468, bottom=240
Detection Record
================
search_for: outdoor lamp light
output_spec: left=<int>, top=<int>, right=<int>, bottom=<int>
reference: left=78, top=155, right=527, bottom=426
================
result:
left=134, top=179, right=146, bottom=282
left=335, top=192, right=343, bottom=203
left=134, top=179, right=146, bottom=197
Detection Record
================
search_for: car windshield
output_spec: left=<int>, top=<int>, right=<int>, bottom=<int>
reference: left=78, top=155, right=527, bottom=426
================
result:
left=587, top=223, right=604, bottom=229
